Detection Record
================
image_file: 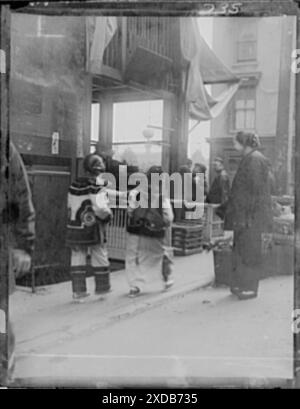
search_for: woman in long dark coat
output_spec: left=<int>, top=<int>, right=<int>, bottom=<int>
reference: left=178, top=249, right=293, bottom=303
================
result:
left=224, top=132, right=272, bottom=300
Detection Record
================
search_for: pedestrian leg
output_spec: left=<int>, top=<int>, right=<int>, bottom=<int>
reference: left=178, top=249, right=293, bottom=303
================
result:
left=91, top=243, right=111, bottom=295
left=70, top=248, right=89, bottom=300
left=162, top=226, right=174, bottom=288
left=125, top=233, right=145, bottom=295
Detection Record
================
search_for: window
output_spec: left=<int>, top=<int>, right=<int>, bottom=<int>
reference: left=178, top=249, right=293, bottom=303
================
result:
left=113, top=100, right=163, bottom=171
left=235, top=20, right=257, bottom=63
left=90, top=103, right=100, bottom=153
left=230, top=86, right=256, bottom=131
left=237, top=39, right=257, bottom=62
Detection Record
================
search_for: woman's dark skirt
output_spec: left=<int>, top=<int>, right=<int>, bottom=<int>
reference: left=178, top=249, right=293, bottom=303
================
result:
left=231, top=228, right=263, bottom=294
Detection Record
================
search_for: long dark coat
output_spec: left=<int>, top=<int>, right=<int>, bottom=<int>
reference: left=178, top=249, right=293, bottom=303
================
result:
left=224, top=149, right=272, bottom=266
left=1, top=142, right=35, bottom=294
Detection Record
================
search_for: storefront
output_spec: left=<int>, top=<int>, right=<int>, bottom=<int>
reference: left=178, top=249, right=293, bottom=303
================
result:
left=6, top=7, right=239, bottom=281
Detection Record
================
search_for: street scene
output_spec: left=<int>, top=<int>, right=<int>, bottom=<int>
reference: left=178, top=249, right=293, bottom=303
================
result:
left=0, top=4, right=297, bottom=388
left=12, top=263, right=293, bottom=387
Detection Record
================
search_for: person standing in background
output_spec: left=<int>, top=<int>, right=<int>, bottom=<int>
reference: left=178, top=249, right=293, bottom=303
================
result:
left=266, top=159, right=277, bottom=196
left=0, top=142, right=35, bottom=384
left=224, top=132, right=272, bottom=300
left=192, top=163, right=208, bottom=200
left=186, top=158, right=193, bottom=172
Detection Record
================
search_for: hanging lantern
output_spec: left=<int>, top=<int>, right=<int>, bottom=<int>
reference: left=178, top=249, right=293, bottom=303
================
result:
left=143, top=128, right=154, bottom=141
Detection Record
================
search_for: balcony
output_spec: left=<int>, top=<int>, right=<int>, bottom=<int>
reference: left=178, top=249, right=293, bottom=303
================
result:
left=93, top=17, right=180, bottom=94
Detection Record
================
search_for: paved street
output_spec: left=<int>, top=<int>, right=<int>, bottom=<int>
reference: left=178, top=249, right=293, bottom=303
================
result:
left=13, top=275, right=293, bottom=387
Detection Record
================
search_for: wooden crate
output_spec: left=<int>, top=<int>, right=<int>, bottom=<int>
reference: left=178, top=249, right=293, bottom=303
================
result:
left=202, top=204, right=224, bottom=241
left=106, top=208, right=127, bottom=261
left=172, top=223, right=203, bottom=256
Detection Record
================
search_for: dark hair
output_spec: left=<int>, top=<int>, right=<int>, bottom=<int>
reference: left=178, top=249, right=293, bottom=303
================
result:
left=179, top=165, right=191, bottom=174
left=235, top=131, right=261, bottom=149
left=83, top=153, right=105, bottom=173
left=146, top=165, right=162, bottom=181
left=194, top=163, right=207, bottom=172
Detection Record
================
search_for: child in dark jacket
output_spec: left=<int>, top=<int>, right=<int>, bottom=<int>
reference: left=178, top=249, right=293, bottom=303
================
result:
left=66, top=154, right=112, bottom=301
left=125, top=166, right=174, bottom=297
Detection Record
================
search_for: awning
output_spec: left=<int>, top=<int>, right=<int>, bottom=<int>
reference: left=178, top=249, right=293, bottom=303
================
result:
left=180, top=18, right=240, bottom=121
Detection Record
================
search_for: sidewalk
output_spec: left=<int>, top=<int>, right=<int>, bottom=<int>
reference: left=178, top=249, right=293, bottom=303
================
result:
left=11, top=251, right=214, bottom=355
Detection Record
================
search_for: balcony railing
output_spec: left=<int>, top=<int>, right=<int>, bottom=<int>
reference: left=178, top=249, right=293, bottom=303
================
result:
left=102, top=17, right=178, bottom=85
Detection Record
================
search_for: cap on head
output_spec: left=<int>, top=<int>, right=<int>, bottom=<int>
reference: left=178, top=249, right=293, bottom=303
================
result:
left=194, top=163, right=207, bottom=173
left=83, top=153, right=105, bottom=174
left=214, top=156, right=224, bottom=164
left=146, top=165, right=162, bottom=180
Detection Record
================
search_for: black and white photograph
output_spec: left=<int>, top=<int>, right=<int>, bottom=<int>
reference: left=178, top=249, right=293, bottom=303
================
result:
left=0, top=0, right=300, bottom=390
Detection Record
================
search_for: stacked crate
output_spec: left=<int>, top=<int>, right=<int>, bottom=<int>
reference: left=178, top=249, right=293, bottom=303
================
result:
left=271, top=216, right=294, bottom=276
left=172, top=222, right=203, bottom=256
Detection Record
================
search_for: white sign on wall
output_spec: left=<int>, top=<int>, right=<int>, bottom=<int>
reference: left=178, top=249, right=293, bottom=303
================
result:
left=51, top=132, right=59, bottom=155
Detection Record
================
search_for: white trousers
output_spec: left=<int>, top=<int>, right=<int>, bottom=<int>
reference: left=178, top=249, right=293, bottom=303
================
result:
left=125, top=228, right=174, bottom=291
left=71, top=244, right=109, bottom=269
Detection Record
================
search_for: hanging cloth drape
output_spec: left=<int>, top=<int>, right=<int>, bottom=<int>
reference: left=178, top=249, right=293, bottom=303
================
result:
left=180, top=18, right=240, bottom=121
left=88, top=16, right=118, bottom=74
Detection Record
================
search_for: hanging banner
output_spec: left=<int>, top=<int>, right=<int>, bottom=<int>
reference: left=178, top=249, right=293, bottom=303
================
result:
left=88, top=16, right=118, bottom=74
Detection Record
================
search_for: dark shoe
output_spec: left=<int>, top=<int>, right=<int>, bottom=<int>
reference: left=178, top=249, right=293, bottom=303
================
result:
left=237, top=291, right=257, bottom=300
left=95, top=285, right=111, bottom=295
left=128, top=287, right=141, bottom=298
left=72, top=292, right=90, bottom=302
left=164, top=278, right=174, bottom=290
left=230, top=287, right=240, bottom=296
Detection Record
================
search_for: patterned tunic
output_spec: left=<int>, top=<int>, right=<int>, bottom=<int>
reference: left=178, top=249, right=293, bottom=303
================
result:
left=66, top=177, right=111, bottom=247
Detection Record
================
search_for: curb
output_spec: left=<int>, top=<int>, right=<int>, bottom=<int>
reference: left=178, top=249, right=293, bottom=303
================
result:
left=16, top=273, right=214, bottom=357
left=109, top=275, right=214, bottom=324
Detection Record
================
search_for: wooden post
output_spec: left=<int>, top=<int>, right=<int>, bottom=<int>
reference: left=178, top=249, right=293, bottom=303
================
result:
left=177, top=94, right=190, bottom=167
left=162, top=97, right=174, bottom=173
left=169, top=91, right=189, bottom=173
left=99, top=96, right=114, bottom=151
left=82, top=73, right=92, bottom=157
left=0, top=4, right=10, bottom=385
left=168, top=95, right=179, bottom=174
left=275, top=16, right=295, bottom=195
left=294, top=9, right=300, bottom=389
left=121, top=17, right=127, bottom=76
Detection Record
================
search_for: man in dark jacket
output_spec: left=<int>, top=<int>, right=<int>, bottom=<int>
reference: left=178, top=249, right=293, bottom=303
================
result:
left=0, top=142, right=35, bottom=384
left=192, top=163, right=208, bottom=200
left=206, top=157, right=230, bottom=220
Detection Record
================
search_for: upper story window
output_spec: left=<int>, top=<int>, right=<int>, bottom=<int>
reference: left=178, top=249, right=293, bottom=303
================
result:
left=235, top=19, right=257, bottom=63
left=235, top=85, right=256, bottom=130
left=229, top=83, right=256, bottom=132
left=237, top=37, right=257, bottom=62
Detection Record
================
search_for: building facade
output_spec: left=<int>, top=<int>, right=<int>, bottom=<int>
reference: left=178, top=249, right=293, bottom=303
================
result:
left=210, top=17, right=296, bottom=194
